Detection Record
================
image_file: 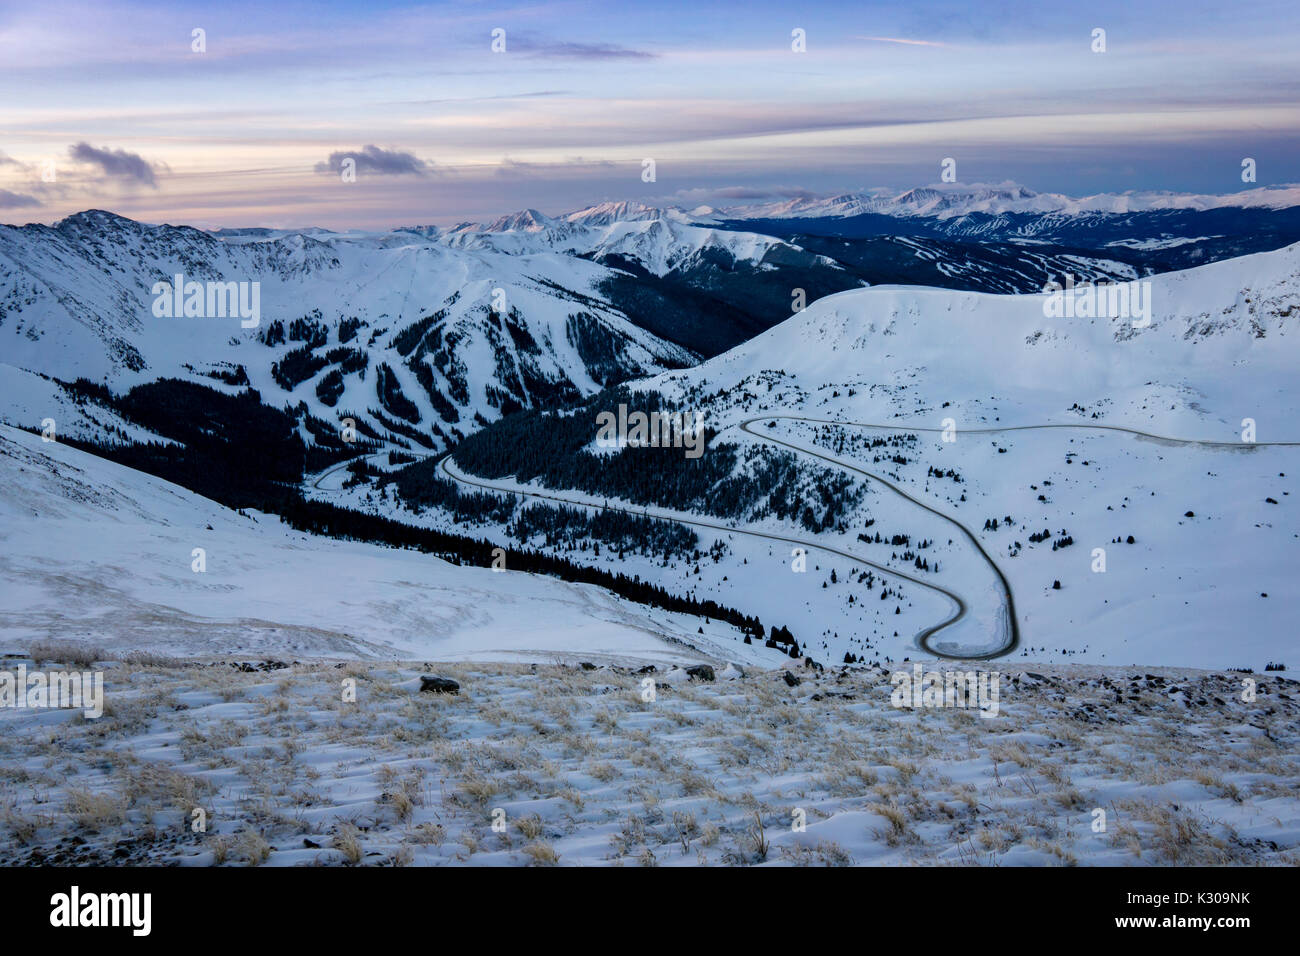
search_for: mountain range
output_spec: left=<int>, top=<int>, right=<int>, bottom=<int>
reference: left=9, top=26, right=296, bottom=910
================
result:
left=2, top=184, right=1299, bottom=669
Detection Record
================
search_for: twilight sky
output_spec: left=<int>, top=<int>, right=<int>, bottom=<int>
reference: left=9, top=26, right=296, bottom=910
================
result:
left=2, top=0, right=1298, bottom=229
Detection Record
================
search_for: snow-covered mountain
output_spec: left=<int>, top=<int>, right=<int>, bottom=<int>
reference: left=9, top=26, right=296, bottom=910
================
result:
left=562, top=200, right=674, bottom=227
left=439, top=202, right=823, bottom=279
left=424, top=184, right=1300, bottom=263
left=8, top=183, right=1298, bottom=414
left=0, top=209, right=695, bottom=454
left=441, top=243, right=1300, bottom=669
left=654, top=240, right=1300, bottom=429
left=2, top=201, right=1297, bottom=673
left=427, top=185, right=1300, bottom=305
left=648, top=241, right=1300, bottom=664
left=719, top=182, right=1300, bottom=221
left=699, top=183, right=1300, bottom=296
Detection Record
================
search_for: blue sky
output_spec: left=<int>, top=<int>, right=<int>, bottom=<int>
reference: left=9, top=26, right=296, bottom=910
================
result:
left=1, top=0, right=1297, bottom=228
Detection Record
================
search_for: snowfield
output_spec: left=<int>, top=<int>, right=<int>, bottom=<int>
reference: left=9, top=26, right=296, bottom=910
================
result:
left=0, top=425, right=758, bottom=667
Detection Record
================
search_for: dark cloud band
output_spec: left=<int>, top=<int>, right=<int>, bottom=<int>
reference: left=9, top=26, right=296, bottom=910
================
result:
left=315, top=145, right=430, bottom=176
left=68, top=142, right=161, bottom=187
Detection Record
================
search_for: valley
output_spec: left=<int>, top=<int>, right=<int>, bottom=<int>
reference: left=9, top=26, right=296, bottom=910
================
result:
left=2, top=186, right=1299, bottom=872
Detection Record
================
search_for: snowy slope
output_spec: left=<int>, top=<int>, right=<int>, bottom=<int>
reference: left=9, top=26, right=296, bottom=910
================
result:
left=0, top=423, right=764, bottom=666
left=659, top=241, right=1300, bottom=431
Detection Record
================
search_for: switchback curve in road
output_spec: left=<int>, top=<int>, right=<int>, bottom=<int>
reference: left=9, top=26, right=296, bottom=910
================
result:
left=739, top=417, right=1017, bottom=660
left=734, top=414, right=1298, bottom=658
left=439, top=450, right=980, bottom=659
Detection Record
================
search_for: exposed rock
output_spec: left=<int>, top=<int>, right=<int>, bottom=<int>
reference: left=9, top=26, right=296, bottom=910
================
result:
left=419, top=676, right=460, bottom=694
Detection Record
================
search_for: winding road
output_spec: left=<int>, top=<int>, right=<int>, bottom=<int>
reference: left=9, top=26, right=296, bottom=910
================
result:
left=315, top=416, right=1299, bottom=662
left=741, top=415, right=1299, bottom=659
left=440, top=451, right=971, bottom=657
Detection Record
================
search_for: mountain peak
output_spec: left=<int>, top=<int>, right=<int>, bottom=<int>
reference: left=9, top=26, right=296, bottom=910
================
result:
left=54, top=209, right=139, bottom=231
left=483, top=208, right=559, bottom=233
left=563, top=200, right=664, bottom=227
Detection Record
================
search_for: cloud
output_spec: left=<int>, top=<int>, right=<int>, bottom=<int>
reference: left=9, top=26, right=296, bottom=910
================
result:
left=68, top=142, right=163, bottom=186
left=855, top=35, right=948, bottom=47
left=490, top=156, right=620, bottom=179
left=0, top=189, right=41, bottom=208
left=514, top=38, right=656, bottom=60
left=561, top=156, right=616, bottom=168
left=396, top=90, right=570, bottom=106
left=714, top=186, right=818, bottom=200
left=493, top=157, right=537, bottom=179
left=0, top=152, right=24, bottom=167
left=315, top=145, right=430, bottom=176
left=670, top=185, right=819, bottom=202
